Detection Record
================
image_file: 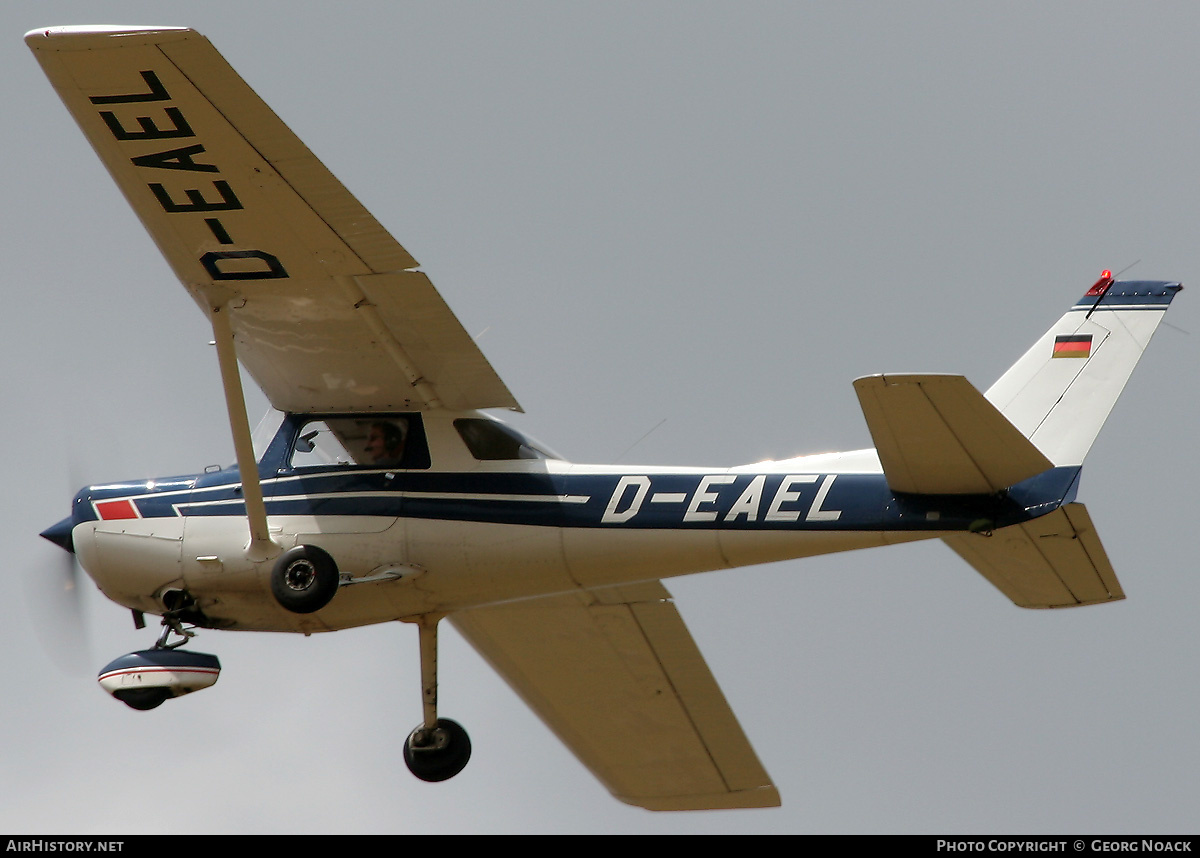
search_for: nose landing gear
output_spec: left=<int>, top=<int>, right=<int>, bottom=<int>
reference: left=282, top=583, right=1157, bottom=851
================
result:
left=96, top=599, right=474, bottom=784
left=98, top=647, right=221, bottom=710
left=97, top=599, right=220, bottom=711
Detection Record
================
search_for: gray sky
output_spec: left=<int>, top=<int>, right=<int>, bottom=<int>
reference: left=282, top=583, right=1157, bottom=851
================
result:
left=3, top=1, right=1198, bottom=835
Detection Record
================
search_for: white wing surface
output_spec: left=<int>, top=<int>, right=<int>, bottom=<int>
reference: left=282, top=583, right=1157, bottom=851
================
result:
left=451, top=581, right=781, bottom=811
left=27, top=25, right=519, bottom=413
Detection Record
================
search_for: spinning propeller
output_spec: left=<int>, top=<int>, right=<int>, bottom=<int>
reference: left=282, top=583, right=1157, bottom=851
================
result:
left=29, top=509, right=91, bottom=676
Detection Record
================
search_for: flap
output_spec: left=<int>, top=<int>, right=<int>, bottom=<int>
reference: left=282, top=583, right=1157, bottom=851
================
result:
left=450, top=582, right=780, bottom=811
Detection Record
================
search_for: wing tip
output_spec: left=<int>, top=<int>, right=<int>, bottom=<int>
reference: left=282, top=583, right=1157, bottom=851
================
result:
left=619, top=784, right=782, bottom=812
left=25, top=25, right=193, bottom=48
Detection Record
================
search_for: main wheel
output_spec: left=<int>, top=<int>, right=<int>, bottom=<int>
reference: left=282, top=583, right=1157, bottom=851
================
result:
left=270, top=545, right=339, bottom=614
left=403, top=718, right=472, bottom=782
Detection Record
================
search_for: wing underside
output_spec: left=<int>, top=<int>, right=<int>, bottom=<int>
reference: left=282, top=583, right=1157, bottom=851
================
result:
left=27, top=25, right=518, bottom=413
left=451, top=581, right=780, bottom=811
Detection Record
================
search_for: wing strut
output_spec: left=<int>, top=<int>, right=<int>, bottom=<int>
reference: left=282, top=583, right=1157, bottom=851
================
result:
left=210, top=302, right=277, bottom=559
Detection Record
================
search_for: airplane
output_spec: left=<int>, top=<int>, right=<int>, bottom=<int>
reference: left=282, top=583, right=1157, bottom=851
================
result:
left=28, top=24, right=1182, bottom=812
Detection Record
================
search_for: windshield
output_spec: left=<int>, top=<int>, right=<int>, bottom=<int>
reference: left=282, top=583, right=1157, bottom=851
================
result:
left=251, top=408, right=287, bottom=460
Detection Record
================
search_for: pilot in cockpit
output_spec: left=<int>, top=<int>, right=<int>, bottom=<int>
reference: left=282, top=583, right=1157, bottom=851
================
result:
left=364, top=419, right=407, bottom=467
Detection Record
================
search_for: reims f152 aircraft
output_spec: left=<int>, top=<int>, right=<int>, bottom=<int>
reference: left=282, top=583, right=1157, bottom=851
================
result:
left=30, top=25, right=1182, bottom=811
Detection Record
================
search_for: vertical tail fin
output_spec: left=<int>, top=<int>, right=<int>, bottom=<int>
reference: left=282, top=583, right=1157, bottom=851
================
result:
left=984, top=273, right=1182, bottom=466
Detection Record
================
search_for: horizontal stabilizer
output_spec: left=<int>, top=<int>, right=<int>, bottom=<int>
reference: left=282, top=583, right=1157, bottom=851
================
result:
left=451, top=581, right=779, bottom=811
left=943, top=503, right=1124, bottom=608
left=854, top=374, right=1053, bottom=495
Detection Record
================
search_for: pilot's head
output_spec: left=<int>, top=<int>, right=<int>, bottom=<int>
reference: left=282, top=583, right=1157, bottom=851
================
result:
left=365, top=420, right=406, bottom=464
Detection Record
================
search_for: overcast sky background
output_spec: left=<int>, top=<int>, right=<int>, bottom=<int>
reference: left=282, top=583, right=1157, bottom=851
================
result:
left=2, top=1, right=1198, bottom=835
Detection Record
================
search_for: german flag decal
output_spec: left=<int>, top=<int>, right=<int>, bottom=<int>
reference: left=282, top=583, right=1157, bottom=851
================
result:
left=1053, top=333, right=1092, bottom=358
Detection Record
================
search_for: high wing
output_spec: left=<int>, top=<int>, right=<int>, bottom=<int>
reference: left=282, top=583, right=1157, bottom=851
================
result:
left=27, top=25, right=518, bottom=414
left=451, top=581, right=781, bottom=811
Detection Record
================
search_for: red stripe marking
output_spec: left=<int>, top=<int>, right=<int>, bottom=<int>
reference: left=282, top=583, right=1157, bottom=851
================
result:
left=99, top=667, right=219, bottom=680
left=94, top=499, right=139, bottom=520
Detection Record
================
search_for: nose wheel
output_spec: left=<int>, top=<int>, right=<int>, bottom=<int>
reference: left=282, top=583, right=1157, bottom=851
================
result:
left=403, top=616, right=471, bottom=782
left=98, top=609, right=220, bottom=710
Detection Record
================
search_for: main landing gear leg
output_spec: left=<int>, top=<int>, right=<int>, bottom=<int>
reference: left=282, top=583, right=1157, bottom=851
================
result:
left=402, top=614, right=471, bottom=783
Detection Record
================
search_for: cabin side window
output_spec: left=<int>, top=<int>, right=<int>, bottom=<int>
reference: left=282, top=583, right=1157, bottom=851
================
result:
left=288, top=415, right=431, bottom=470
left=453, top=418, right=559, bottom=461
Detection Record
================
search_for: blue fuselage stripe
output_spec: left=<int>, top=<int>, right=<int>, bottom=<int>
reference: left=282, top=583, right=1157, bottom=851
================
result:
left=75, top=466, right=1083, bottom=533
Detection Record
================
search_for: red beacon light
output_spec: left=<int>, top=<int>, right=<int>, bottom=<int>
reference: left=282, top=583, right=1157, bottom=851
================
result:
left=1085, top=269, right=1114, bottom=298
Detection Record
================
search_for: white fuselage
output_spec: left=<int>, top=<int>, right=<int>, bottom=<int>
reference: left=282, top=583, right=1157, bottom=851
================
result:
left=70, top=414, right=943, bottom=634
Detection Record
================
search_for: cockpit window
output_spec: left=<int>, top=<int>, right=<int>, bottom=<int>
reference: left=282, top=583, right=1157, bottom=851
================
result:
left=290, top=420, right=354, bottom=467
left=288, top=415, right=430, bottom=470
left=454, top=418, right=560, bottom=461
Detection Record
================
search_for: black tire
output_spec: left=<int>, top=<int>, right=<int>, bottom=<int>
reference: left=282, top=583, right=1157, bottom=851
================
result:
left=270, top=544, right=339, bottom=614
left=114, top=688, right=170, bottom=711
left=403, top=718, right=472, bottom=782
